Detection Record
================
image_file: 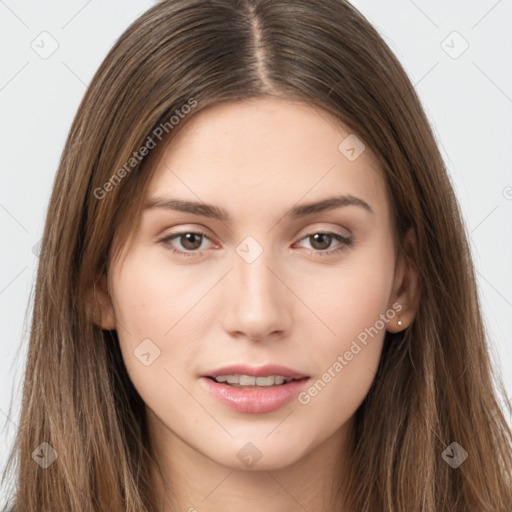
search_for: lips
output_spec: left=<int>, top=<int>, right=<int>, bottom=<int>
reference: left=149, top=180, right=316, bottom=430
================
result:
left=203, top=364, right=309, bottom=380
left=199, top=364, right=310, bottom=414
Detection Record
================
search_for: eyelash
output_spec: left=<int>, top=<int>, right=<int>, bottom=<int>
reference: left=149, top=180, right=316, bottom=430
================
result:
left=158, top=230, right=353, bottom=258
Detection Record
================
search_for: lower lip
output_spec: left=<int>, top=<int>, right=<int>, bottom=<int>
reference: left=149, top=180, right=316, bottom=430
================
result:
left=200, top=377, right=310, bottom=414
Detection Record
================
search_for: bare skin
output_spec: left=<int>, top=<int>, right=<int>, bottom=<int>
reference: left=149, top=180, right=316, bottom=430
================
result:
left=95, top=97, right=418, bottom=511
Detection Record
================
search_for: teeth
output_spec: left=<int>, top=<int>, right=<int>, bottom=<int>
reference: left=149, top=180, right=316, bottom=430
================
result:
left=213, top=374, right=293, bottom=386
left=240, top=375, right=256, bottom=386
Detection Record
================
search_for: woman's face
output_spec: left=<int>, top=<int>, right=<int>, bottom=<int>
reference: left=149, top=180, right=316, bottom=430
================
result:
left=98, top=97, right=416, bottom=471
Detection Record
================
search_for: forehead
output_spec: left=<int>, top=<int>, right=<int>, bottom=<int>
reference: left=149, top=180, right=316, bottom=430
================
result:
left=146, top=97, right=388, bottom=222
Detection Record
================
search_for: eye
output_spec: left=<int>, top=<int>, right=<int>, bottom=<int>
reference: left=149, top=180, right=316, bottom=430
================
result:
left=158, top=229, right=353, bottom=258
left=158, top=230, right=215, bottom=257
left=295, top=231, right=352, bottom=256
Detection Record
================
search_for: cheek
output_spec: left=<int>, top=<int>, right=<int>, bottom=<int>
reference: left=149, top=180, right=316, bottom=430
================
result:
left=109, top=250, right=218, bottom=400
left=296, top=287, right=388, bottom=432
left=304, top=235, right=395, bottom=347
left=295, top=238, right=394, bottom=413
left=109, top=265, right=193, bottom=422
left=110, top=248, right=216, bottom=339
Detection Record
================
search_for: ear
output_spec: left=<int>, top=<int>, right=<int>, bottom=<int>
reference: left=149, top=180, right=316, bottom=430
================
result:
left=386, top=227, right=419, bottom=333
left=86, top=274, right=117, bottom=330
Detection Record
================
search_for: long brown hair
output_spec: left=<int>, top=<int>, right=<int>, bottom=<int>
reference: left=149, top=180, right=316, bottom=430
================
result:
left=2, top=0, right=511, bottom=510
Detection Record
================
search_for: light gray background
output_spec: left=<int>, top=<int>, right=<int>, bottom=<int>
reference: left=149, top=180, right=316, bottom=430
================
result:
left=1, top=0, right=511, bottom=496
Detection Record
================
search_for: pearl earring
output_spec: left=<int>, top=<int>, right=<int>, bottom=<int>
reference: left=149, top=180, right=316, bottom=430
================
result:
left=397, top=317, right=403, bottom=327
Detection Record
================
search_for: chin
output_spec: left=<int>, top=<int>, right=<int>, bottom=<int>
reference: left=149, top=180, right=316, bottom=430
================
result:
left=201, top=429, right=317, bottom=472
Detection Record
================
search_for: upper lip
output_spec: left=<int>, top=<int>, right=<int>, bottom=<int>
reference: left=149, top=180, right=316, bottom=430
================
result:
left=203, top=364, right=309, bottom=380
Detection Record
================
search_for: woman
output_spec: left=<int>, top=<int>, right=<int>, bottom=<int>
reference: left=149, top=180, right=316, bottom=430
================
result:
left=2, top=0, right=511, bottom=510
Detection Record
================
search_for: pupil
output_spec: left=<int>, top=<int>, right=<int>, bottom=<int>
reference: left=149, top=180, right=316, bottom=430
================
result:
left=311, top=233, right=331, bottom=250
left=182, top=233, right=202, bottom=250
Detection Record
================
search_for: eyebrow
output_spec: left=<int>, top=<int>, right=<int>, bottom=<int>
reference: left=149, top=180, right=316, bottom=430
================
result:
left=144, top=194, right=374, bottom=221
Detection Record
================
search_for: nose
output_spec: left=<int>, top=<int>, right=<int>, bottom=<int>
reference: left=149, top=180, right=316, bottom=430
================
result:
left=221, top=243, right=292, bottom=342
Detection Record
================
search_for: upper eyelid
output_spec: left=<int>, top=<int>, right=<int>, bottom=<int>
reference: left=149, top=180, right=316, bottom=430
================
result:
left=161, top=222, right=352, bottom=240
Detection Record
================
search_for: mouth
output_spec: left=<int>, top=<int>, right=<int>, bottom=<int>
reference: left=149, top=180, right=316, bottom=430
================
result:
left=200, top=364, right=310, bottom=413
left=206, top=374, right=307, bottom=388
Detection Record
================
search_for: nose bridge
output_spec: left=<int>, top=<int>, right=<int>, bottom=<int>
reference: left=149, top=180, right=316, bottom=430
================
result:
left=234, top=236, right=281, bottom=308
left=222, top=235, right=289, bottom=339
left=237, top=246, right=275, bottom=298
